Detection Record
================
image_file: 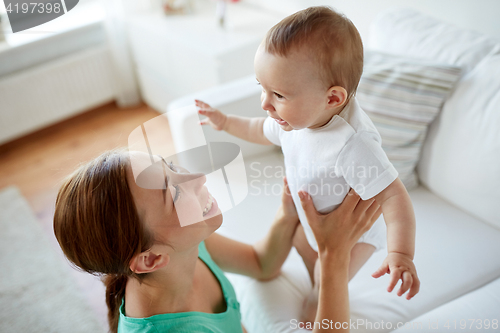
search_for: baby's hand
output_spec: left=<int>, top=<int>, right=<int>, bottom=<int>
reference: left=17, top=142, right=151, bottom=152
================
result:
left=372, top=252, right=420, bottom=300
left=195, top=99, right=227, bottom=131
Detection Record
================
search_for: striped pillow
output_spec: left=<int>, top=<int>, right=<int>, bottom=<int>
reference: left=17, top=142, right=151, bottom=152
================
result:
left=357, top=51, right=462, bottom=190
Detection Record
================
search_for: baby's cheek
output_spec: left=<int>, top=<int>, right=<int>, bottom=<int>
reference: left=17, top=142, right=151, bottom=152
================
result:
left=287, top=112, right=306, bottom=126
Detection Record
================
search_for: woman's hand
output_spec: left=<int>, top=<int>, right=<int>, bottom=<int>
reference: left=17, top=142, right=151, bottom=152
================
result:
left=298, top=189, right=381, bottom=258
left=298, top=189, right=382, bottom=332
left=276, top=177, right=299, bottom=221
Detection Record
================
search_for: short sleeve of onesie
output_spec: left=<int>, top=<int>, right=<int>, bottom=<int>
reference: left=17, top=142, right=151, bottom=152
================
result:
left=335, top=131, right=398, bottom=200
left=262, top=117, right=282, bottom=146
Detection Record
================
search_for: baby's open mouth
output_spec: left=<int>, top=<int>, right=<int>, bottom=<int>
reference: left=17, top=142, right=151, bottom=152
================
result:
left=274, top=117, right=289, bottom=126
left=266, top=111, right=289, bottom=126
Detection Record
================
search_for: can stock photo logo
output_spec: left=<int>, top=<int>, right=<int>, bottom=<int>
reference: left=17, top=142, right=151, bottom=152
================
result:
left=128, top=104, right=249, bottom=227
left=2, top=0, right=79, bottom=33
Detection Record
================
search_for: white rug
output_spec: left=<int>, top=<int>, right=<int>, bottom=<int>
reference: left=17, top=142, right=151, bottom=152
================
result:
left=0, top=186, right=105, bottom=333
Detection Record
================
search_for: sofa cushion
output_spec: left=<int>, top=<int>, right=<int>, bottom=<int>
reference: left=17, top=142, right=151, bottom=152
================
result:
left=358, top=51, right=461, bottom=190
left=348, top=187, right=500, bottom=332
left=369, top=8, right=500, bottom=229
left=418, top=54, right=500, bottom=229
left=391, top=277, right=500, bottom=333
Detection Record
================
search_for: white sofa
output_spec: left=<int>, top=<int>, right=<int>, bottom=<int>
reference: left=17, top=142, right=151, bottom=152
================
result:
left=166, top=8, right=500, bottom=333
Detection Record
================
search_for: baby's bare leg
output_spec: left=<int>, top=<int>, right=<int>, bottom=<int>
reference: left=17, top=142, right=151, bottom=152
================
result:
left=348, top=242, right=376, bottom=280
left=301, top=243, right=376, bottom=324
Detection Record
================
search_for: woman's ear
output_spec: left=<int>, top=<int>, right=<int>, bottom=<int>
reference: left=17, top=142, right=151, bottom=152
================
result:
left=326, top=86, right=348, bottom=109
left=130, top=250, right=170, bottom=274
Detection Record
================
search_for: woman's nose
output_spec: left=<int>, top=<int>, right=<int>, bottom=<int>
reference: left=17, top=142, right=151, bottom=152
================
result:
left=171, top=172, right=207, bottom=185
left=191, top=174, right=207, bottom=191
left=171, top=171, right=206, bottom=188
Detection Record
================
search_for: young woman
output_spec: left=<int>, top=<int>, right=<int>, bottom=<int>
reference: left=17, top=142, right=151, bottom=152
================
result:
left=54, top=149, right=381, bottom=332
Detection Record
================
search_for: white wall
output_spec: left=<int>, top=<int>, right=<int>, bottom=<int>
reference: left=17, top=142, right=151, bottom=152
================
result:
left=247, top=0, right=500, bottom=43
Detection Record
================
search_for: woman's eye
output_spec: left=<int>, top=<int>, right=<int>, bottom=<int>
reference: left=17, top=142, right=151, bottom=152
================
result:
left=274, top=92, right=284, bottom=99
left=168, top=161, right=178, bottom=172
left=169, top=162, right=190, bottom=174
left=173, top=185, right=180, bottom=203
left=166, top=161, right=181, bottom=202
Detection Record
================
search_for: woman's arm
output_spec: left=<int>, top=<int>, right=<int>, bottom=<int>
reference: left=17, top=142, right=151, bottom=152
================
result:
left=298, top=189, right=382, bottom=332
left=205, top=177, right=299, bottom=280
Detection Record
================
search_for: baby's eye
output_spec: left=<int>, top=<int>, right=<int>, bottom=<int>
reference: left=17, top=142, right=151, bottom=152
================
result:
left=274, top=92, right=284, bottom=99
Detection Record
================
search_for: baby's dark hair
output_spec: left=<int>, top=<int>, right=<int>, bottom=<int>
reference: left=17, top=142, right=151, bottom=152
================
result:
left=264, top=6, right=363, bottom=100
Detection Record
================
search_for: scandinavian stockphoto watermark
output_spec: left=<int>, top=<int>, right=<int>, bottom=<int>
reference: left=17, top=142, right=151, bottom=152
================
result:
left=2, top=0, right=79, bottom=33
left=248, top=161, right=381, bottom=197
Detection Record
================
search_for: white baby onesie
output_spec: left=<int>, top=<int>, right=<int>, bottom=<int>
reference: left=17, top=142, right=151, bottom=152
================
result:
left=263, top=98, right=398, bottom=252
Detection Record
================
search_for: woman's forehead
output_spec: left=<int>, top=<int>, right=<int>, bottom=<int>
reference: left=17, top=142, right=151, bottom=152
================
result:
left=128, top=151, right=168, bottom=189
left=129, top=151, right=161, bottom=173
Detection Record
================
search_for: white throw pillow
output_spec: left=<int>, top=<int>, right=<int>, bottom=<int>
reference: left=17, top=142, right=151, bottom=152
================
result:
left=368, top=7, right=500, bottom=76
left=358, top=51, right=461, bottom=190
left=368, top=7, right=500, bottom=229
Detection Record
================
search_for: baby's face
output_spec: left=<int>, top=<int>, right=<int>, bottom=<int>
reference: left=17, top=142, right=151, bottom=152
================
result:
left=254, top=44, right=333, bottom=131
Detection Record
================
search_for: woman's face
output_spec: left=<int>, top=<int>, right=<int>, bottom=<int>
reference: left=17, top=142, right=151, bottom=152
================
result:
left=126, top=151, right=222, bottom=252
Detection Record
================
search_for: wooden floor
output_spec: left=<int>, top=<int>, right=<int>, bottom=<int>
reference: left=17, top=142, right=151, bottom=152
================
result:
left=0, top=101, right=175, bottom=329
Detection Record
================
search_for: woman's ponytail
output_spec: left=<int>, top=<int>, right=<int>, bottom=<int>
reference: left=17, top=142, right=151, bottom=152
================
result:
left=104, top=274, right=128, bottom=333
left=53, top=150, right=154, bottom=333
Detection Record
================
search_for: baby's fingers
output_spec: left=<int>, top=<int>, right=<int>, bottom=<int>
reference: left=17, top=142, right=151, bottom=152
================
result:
left=195, top=99, right=211, bottom=108
left=406, top=275, right=420, bottom=300
left=398, top=271, right=412, bottom=297
left=371, top=264, right=389, bottom=279
left=198, top=109, right=213, bottom=115
left=387, top=269, right=402, bottom=293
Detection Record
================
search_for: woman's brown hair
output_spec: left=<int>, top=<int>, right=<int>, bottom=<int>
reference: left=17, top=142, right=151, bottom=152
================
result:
left=53, top=149, right=154, bottom=333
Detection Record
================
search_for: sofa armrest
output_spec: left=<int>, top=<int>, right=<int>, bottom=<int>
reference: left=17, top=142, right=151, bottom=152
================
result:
left=166, top=75, right=278, bottom=158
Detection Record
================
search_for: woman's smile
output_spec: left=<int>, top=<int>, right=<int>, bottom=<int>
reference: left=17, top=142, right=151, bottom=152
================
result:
left=202, top=192, right=214, bottom=216
left=202, top=192, right=219, bottom=219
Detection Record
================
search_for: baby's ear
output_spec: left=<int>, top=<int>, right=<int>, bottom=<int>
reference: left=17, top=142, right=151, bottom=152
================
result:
left=327, top=86, right=348, bottom=108
left=130, top=250, right=170, bottom=274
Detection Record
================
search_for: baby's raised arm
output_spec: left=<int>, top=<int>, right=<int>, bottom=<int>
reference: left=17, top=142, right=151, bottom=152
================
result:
left=195, top=100, right=272, bottom=145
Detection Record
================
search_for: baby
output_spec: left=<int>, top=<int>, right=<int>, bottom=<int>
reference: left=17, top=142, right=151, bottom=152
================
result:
left=196, top=6, right=420, bottom=322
